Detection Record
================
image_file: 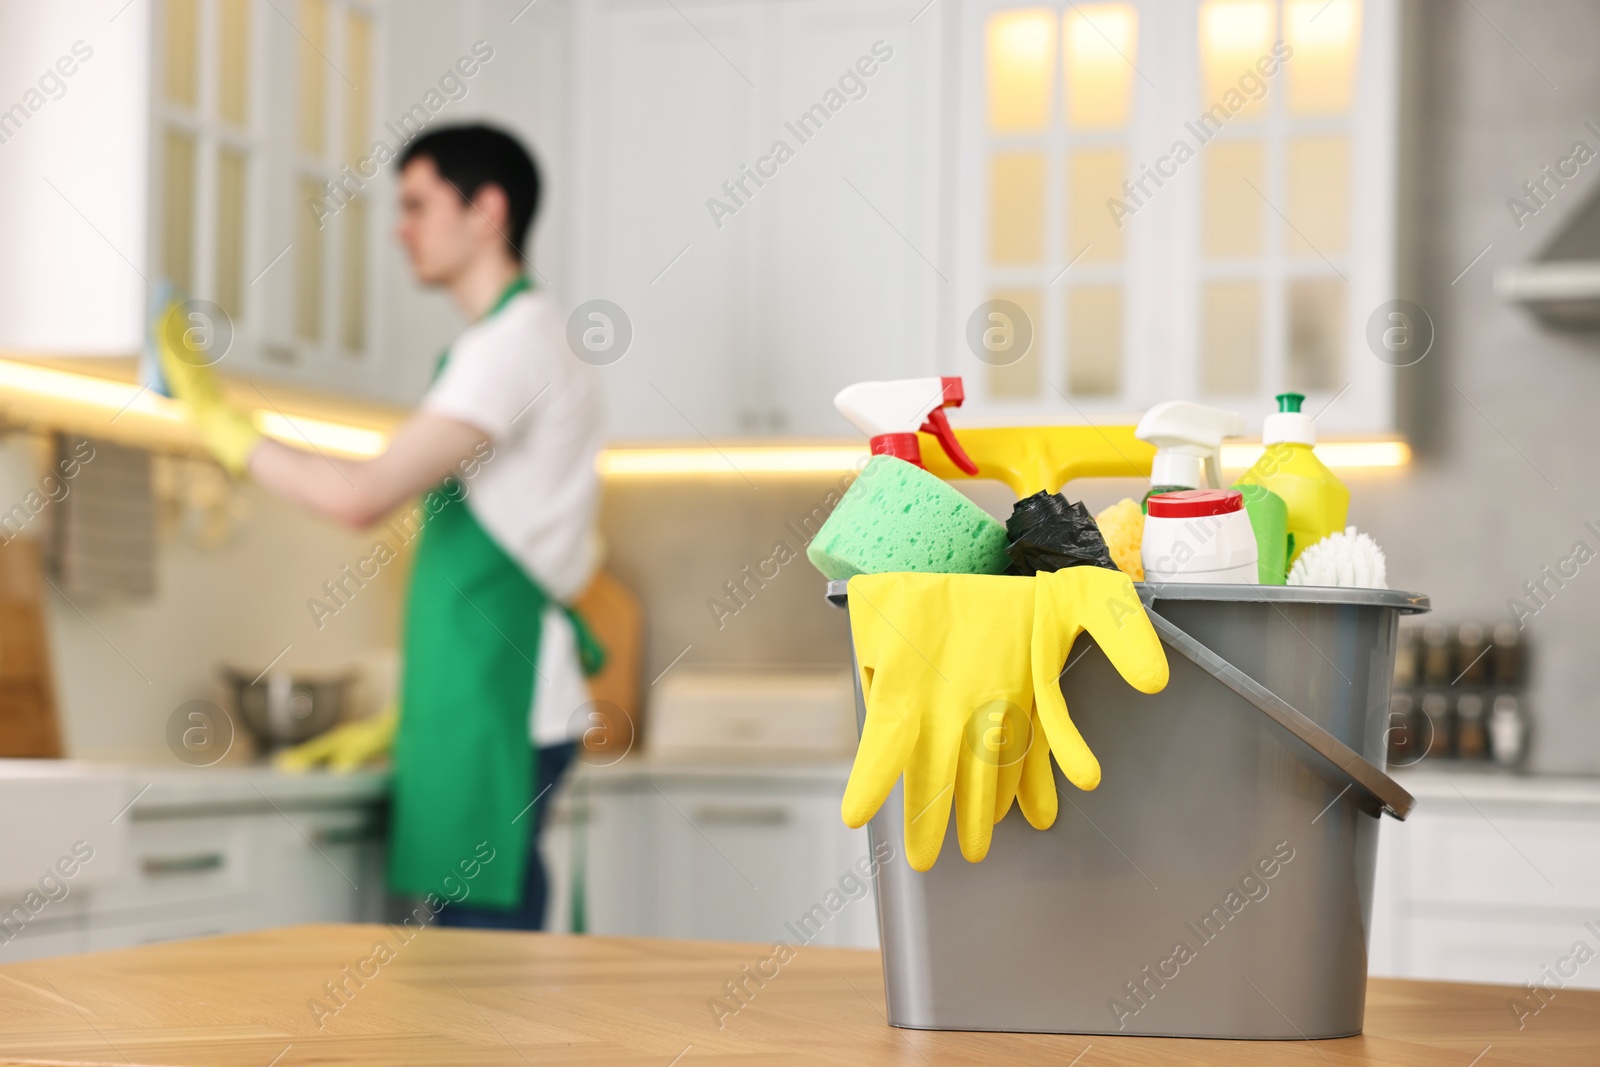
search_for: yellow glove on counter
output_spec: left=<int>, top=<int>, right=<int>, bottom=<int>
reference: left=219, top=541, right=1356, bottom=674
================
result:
left=156, top=301, right=262, bottom=477
left=274, top=706, right=397, bottom=773
left=844, top=573, right=1036, bottom=871
left=1017, top=567, right=1169, bottom=827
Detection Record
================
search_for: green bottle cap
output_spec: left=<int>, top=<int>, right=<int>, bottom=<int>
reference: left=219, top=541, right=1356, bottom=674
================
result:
left=1275, top=392, right=1305, bottom=413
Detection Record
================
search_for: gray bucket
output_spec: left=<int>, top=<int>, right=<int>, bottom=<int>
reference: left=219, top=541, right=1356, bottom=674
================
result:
left=827, top=581, right=1429, bottom=1039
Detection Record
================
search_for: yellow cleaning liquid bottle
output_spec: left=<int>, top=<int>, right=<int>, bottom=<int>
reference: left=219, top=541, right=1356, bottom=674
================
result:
left=1235, top=393, right=1348, bottom=564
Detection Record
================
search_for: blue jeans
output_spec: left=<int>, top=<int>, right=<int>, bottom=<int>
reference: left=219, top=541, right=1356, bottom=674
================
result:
left=436, top=741, right=578, bottom=930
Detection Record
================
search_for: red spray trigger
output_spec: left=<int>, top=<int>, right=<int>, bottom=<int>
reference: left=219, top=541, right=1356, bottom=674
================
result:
left=920, top=376, right=978, bottom=475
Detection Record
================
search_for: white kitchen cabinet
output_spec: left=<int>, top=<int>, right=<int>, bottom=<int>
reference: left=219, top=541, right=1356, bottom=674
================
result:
left=568, top=0, right=945, bottom=440
left=0, top=918, right=90, bottom=964
left=0, top=0, right=572, bottom=407
left=65, top=767, right=387, bottom=956
left=951, top=0, right=1403, bottom=435
left=547, top=759, right=879, bottom=948
left=1370, top=768, right=1600, bottom=990
left=0, top=2, right=151, bottom=355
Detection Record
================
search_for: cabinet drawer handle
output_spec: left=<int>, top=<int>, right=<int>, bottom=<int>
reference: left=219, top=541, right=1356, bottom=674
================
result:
left=691, top=804, right=789, bottom=826
left=311, top=824, right=381, bottom=846
left=141, top=852, right=225, bottom=875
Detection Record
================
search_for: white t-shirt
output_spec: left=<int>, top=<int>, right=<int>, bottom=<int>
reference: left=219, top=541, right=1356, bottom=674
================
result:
left=420, top=289, right=603, bottom=746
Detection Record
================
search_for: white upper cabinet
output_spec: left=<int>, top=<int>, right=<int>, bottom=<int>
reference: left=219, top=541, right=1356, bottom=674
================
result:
left=0, top=0, right=573, bottom=406
left=0, top=0, right=1402, bottom=434
left=0, top=1, right=151, bottom=355
left=951, top=0, right=1401, bottom=435
left=567, top=0, right=946, bottom=441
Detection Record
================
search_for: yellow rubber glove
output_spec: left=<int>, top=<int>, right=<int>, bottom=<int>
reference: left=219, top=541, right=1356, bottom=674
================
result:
left=1017, top=567, right=1169, bottom=827
left=274, top=706, right=397, bottom=773
left=156, top=301, right=262, bottom=476
left=844, top=573, right=1035, bottom=871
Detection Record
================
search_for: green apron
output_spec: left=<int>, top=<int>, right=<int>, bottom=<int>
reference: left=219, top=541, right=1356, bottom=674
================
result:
left=389, top=276, right=603, bottom=909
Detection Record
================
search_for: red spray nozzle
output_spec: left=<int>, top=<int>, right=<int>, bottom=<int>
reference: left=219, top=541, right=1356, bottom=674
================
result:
left=835, top=376, right=977, bottom=474
left=920, top=407, right=978, bottom=475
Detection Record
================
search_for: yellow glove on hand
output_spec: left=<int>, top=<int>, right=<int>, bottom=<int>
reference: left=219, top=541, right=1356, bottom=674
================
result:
left=156, top=301, right=262, bottom=476
left=274, top=706, right=397, bottom=773
left=844, top=573, right=1036, bottom=871
left=1017, top=566, right=1169, bottom=828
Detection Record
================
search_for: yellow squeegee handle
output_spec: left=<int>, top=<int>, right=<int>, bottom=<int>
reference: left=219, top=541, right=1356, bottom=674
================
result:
left=919, top=425, right=1155, bottom=497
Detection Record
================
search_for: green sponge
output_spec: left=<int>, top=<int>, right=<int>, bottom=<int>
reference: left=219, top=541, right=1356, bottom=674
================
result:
left=806, top=455, right=1011, bottom=580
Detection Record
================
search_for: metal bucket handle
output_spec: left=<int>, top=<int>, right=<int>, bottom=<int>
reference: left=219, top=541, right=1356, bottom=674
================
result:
left=1140, top=601, right=1414, bottom=821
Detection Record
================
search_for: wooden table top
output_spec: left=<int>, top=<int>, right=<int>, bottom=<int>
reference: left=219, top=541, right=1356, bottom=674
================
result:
left=0, top=924, right=1593, bottom=1066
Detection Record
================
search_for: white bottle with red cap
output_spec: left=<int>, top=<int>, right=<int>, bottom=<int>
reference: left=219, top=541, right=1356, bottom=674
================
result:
left=1141, top=489, right=1260, bottom=585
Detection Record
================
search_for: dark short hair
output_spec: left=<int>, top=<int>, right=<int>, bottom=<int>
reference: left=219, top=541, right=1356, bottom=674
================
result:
left=398, top=124, right=540, bottom=261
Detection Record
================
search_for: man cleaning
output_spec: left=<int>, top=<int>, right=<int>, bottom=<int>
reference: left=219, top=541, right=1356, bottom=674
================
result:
left=158, top=124, right=603, bottom=930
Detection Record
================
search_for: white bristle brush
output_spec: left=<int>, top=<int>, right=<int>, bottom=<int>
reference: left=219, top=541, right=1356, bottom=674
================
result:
left=1287, top=526, right=1387, bottom=589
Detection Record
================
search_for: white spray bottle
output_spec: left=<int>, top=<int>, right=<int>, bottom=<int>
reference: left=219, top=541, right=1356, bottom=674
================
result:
left=1134, top=401, right=1245, bottom=507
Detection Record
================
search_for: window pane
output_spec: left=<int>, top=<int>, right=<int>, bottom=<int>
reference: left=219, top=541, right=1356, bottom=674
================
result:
left=164, top=0, right=200, bottom=106
left=218, top=0, right=250, bottom=125
left=1203, top=140, right=1265, bottom=257
left=1063, top=4, right=1136, bottom=130
left=1198, top=0, right=1274, bottom=120
left=1067, top=148, right=1125, bottom=263
left=1288, top=278, right=1343, bottom=390
left=297, top=0, right=329, bottom=156
left=216, top=148, right=247, bottom=319
left=1065, top=285, right=1122, bottom=397
left=1285, top=0, right=1361, bottom=115
left=341, top=198, right=367, bottom=353
left=987, top=289, right=1042, bottom=399
left=987, top=9, right=1056, bottom=133
left=1287, top=136, right=1349, bottom=256
left=345, top=10, right=373, bottom=165
left=1202, top=280, right=1259, bottom=394
left=161, top=130, right=197, bottom=289
left=989, top=153, right=1047, bottom=265
left=296, top=177, right=324, bottom=341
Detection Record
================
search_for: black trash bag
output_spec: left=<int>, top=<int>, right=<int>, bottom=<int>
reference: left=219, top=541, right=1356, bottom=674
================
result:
left=1004, top=491, right=1118, bottom=576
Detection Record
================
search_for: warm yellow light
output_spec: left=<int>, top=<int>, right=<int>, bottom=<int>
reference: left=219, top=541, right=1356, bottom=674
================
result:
left=0, top=358, right=388, bottom=460
left=1064, top=4, right=1137, bottom=129
left=0, top=359, right=182, bottom=422
left=257, top=411, right=387, bottom=458
left=596, top=438, right=1410, bottom=479
left=1223, top=438, right=1410, bottom=471
left=987, top=8, right=1057, bottom=132
left=1199, top=0, right=1274, bottom=118
left=1286, top=0, right=1356, bottom=48
left=1285, top=0, right=1361, bottom=114
left=598, top=446, right=869, bottom=477
left=1202, top=0, right=1274, bottom=53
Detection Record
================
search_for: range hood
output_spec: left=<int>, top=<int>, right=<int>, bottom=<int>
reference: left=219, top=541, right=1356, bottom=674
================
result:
left=1496, top=183, right=1600, bottom=329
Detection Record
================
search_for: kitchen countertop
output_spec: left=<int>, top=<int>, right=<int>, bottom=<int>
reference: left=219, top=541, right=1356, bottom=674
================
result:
left=1396, top=763, right=1600, bottom=809
left=125, top=765, right=390, bottom=816
left=0, top=759, right=390, bottom=815
left=0, top=925, right=1593, bottom=1066
left=573, top=751, right=853, bottom=786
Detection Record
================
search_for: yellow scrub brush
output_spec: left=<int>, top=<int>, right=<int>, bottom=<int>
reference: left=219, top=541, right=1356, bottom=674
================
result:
left=1095, top=498, right=1145, bottom=582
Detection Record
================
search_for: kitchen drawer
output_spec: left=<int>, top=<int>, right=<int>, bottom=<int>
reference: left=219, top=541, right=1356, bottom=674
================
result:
left=1399, top=912, right=1600, bottom=991
left=1397, top=809, right=1600, bottom=911
left=86, top=815, right=259, bottom=915
left=84, top=909, right=260, bottom=953
left=247, top=807, right=385, bottom=926
left=0, top=917, right=87, bottom=962
left=644, top=783, right=876, bottom=947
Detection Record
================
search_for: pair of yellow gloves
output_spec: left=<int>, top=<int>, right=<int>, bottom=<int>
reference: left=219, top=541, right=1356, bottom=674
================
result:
left=844, top=566, right=1169, bottom=872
